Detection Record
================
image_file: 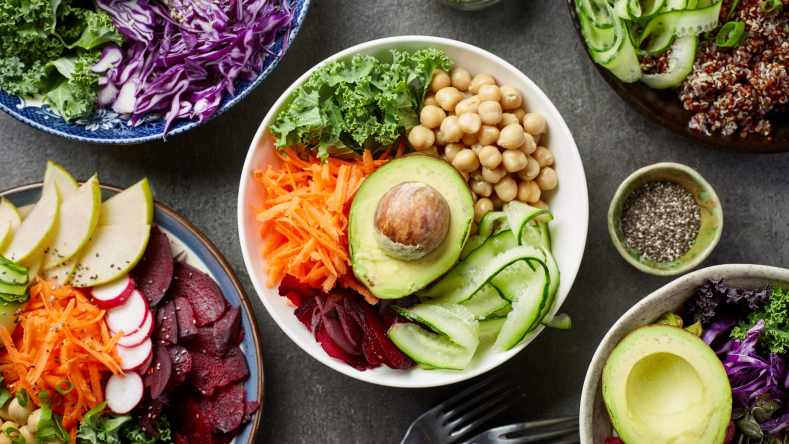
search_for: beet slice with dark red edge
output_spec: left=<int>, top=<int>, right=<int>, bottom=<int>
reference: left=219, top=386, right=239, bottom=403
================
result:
left=143, top=345, right=172, bottom=399
left=191, top=306, right=241, bottom=357
left=212, top=432, right=235, bottom=444
left=174, top=296, right=198, bottom=340
left=234, top=323, right=245, bottom=345
left=194, top=380, right=246, bottom=433
left=132, top=225, right=174, bottom=308
left=153, top=299, right=178, bottom=345
left=278, top=274, right=320, bottom=307
left=336, top=298, right=364, bottom=349
left=361, top=302, right=414, bottom=370
left=242, top=401, right=260, bottom=423
left=294, top=295, right=324, bottom=334
left=175, top=399, right=212, bottom=444
left=166, top=344, right=192, bottom=391
left=322, top=309, right=360, bottom=355
left=188, top=347, right=249, bottom=396
left=133, top=392, right=165, bottom=436
left=174, top=432, right=189, bottom=444
left=315, top=323, right=374, bottom=371
left=168, top=262, right=225, bottom=326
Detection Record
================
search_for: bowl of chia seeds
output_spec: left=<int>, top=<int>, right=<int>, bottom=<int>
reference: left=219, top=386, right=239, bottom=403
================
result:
left=608, top=162, right=723, bottom=276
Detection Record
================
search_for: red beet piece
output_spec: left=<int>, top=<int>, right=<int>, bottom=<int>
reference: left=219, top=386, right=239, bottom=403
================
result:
left=188, top=347, right=248, bottom=396
left=174, top=432, right=189, bottom=444
left=133, top=393, right=165, bottom=437
left=294, top=295, right=323, bottom=334
left=335, top=301, right=363, bottom=350
left=166, top=344, right=192, bottom=391
left=278, top=275, right=320, bottom=307
left=212, top=432, right=235, bottom=444
left=194, top=381, right=245, bottom=433
left=144, top=345, right=172, bottom=399
left=604, top=439, right=625, bottom=444
left=361, top=302, right=414, bottom=370
left=234, top=323, right=245, bottom=345
left=315, top=323, right=373, bottom=371
left=168, top=262, right=225, bottom=326
left=174, top=296, right=198, bottom=340
left=132, top=226, right=174, bottom=308
left=242, top=401, right=260, bottom=423
left=175, top=399, right=212, bottom=444
left=322, top=310, right=360, bottom=355
left=153, top=299, right=177, bottom=345
left=191, top=306, right=241, bottom=357
left=723, top=421, right=736, bottom=444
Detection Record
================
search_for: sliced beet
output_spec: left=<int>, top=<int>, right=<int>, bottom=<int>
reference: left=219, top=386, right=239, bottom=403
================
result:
left=132, top=225, right=174, bottom=308
left=242, top=401, right=260, bottom=423
left=361, top=302, right=414, bottom=370
left=168, top=262, right=225, bottom=326
left=278, top=274, right=320, bottom=307
left=336, top=298, right=364, bottom=349
left=174, top=296, right=198, bottom=340
left=234, top=323, right=245, bottom=345
left=175, top=399, right=212, bottom=444
left=315, top=323, right=373, bottom=371
left=153, top=299, right=178, bottom=345
left=174, top=432, right=189, bottom=444
left=212, top=432, right=235, bottom=444
left=143, top=345, right=172, bottom=399
left=293, top=295, right=323, bottom=334
left=194, top=381, right=245, bottom=433
left=133, top=392, right=165, bottom=436
left=191, top=306, right=241, bottom=357
left=166, top=344, right=192, bottom=391
left=188, top=347, right=248, bottom=396
left=322, top=310, right=359, bottom=355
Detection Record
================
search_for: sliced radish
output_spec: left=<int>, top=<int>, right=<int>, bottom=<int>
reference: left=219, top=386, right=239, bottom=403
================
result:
left=105, top=372, right=143, bottom=414
left=91, top=273, right=136, bottom=309
left=115, top=310, right=153, bottom=348
left=137, top=350, right=153, bottom=374
left=106, top=290, right=148, bottom=335
left=116, top=337, right=152, bottom=371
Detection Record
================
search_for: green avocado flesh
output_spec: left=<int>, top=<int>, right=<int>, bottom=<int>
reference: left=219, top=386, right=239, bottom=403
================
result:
left=603, top=325, right=731, bottom=444
left=348, top=155, right=474, bottom=299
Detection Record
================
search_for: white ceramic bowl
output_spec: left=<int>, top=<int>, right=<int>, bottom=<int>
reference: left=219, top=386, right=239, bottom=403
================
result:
left=237, top=36, right=589, bottom=388
left=580, top=264, right=789, bottom=443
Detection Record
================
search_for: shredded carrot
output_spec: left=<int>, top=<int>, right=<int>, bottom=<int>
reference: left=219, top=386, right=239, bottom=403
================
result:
left=0, top=280, right=125, bottom=438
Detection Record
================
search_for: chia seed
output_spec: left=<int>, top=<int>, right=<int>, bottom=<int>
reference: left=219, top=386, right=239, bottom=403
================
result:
left=621, top=182, right=701, bottom=262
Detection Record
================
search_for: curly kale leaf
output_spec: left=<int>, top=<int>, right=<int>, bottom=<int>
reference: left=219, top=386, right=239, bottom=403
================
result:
left=731, top=287, right=789, bottom=355
left=686, top=278, right=772, bottom=324
left=44, top=50, right=100, bottom=120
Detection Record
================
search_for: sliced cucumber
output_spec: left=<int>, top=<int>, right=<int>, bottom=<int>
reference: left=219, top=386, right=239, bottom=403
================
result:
left=0, top=281, right=26, bottom=297
left=578, top=4, right=617, bottom=52
left=504, top=201, right=552, bottom=246
left=538, top=221, right=552, bottom=251
left=460, top=235, right=484, bottom=260
left=0, top=256, right=29, bottom=287
left=388, top=323, right=474, bottom=370
left=533, top=246, right=560, bottom=332
left=392, top=303, right=479, bottom=350
left=578, top=0, right=613, bottom=27
left=590, top=3, right=627, bottom=65
left=600, top=19, right=643, bottom=83
left=641, top=35, right=698, bottom=89
left=478, top=211, right=505, bottom=239
left=542, top=313, right=572, bottom=331
left=638, top=15, right=677, bottom=54
left=520, top=224, right=544, bottom=250
left=492, top=257, right=551, bottom=351
left=645, top=0, right=722, bottom=36
left=459, top=285, right=511, bottom=319
left=493, top=305, right=513, bottom=317
left=479, top=317, right=507, bottom=344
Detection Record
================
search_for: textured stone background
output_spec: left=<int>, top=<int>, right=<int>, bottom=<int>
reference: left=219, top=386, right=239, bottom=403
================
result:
left=1, top=0, right=788, bottom=442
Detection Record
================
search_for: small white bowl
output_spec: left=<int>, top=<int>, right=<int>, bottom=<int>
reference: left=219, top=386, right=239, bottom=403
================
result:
left=580, top=264, right=789, bottom=443
left=237, top=36, right=589, bottom=388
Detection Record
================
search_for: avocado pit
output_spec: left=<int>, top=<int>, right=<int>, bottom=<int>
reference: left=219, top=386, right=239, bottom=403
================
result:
left=374, top=182, right=451, bottom=261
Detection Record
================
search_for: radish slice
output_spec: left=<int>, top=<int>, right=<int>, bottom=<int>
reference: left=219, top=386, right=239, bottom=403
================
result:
left=91, top=273, right=136, bottom=310
left=105, top=372, right=143, bottom=414
left=117, top=337, right=152, bottom=371
left=106, top=290, right=148, bottom=335
left=137, top=350, right=153, bottom=374
left=115, top=310, right=153, bottom=348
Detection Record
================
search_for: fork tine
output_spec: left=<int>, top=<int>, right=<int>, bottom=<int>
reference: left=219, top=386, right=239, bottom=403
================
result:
left=444, top=380, right=514, bottom=421
left=502, top=426, right=579, bottom=444
left=491, top=416, right=579, bottom=435
left=433, top=373, right=504, bottom=412
left=450, top=391, right=525, bottom=438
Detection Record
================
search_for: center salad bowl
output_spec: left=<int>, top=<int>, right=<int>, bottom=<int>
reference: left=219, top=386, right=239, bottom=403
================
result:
left=237, top=36, right=589, bottom=388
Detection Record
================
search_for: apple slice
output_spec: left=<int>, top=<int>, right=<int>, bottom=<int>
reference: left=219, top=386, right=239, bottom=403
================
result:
left=98, top=179, right=154, bottom=226
left=40, top=256, right=77, bottom=285
left=1, top=185, right=60, bottom=263
left=42, top=160, right=78, bottom=201
left=105, top=372, right=143, bottom=414
left=116, top=337, right=153, bottom=371
left=91, top=273, right=136, bottom=309
left=0, top=199, right=22, bottom=233
left=41, top=175, right=102, bottom=269
left=70, top=224, right=150, bottom=287
left=0, top=220, right=10, bottom=252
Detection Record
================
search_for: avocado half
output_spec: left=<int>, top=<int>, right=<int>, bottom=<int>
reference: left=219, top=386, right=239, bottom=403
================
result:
left=602, top=325, right=732, bottom=444
left=348, top=154, right=474, bottom=299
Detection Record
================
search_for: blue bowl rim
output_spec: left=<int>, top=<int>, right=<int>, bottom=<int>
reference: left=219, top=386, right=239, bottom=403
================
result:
left=0, top=181, right=265, bottom=442
left=0, top=0, right=311, bottom=145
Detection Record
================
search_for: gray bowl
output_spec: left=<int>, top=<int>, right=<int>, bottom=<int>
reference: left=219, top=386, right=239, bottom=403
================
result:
left=579, top=264, right=789, bottom=444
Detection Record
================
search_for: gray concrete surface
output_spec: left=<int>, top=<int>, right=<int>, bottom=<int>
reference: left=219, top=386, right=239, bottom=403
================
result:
left=1, top=0, right=788, bottom=442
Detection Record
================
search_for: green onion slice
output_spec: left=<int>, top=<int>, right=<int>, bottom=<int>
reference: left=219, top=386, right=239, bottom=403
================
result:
left=55, top=380, right=73, bottom=395
left=762, top=0, right=782, bottom=12
left=0, top=377, right=11, bottom=410
left=715, top=21, right=746, bottom=47
left=4, top=427, right=25, bottom=444
left=51, top=394, right=63, bottom=408
left=16, top=389, right=29, bottom=407
left=34, top=390, right=70, bottom=443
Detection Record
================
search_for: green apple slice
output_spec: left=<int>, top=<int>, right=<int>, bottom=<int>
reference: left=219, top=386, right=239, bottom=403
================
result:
left=43, top=160, right=79, bottom=201
left=1, top=185, right=60, bottom=263
left=0, top=198, right=22, bottom=241
left=0, top=220, right=10, bottom=252
left=23, top=250, right=44, bottom=280
left=98, top=179, right=153, bottom=226
left=41, top=175, right=101, bottom=270
left=41, top=256, right=78, bottom=285
left=0, top=299, right=29, bottom=336
left=70, top=224, right=151, bottom=287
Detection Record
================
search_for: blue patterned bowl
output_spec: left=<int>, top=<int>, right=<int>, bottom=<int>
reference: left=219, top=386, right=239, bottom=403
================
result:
left=0, top=182, right=265, bottom=443
left=0, top=0, right=310, bottom=144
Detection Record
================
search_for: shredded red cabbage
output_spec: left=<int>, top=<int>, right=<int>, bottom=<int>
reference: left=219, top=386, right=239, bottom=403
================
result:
left=92, top=0, right=294, bottom=138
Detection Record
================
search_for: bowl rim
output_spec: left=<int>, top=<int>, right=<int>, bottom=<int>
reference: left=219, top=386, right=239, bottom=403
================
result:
left=0, top=181, right=265, bottom=443
left=579, top=264, right=789, bottom=444
left=607, top=162, right=723, bottom=276
left=236, top=35, right=590, bottom=387
left=0, top=0, right=311, bottom=145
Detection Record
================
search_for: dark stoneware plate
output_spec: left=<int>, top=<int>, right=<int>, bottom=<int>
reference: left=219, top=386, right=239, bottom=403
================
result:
left=565, top=0, right=789, bottom=154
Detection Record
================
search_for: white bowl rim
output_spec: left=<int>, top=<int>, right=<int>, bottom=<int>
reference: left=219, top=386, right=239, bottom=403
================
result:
left=579, top=264, right=789, bottom=443
left=237, top=35, right=589, bottom=388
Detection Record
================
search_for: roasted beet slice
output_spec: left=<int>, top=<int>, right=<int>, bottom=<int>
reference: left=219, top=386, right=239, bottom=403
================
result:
left=322, top=310, right=359, bottom=355
left=153, top=299, right=178, bottom=345
left=168, top=262, right=225, bottom=326
left=174, top=296, right=198, bottom=340
left=166, top=344, right=192, bottom=391
left=175, top=399, right=212, bottom=444
left=294, top=295, right=323, bottom=334
left=191, top=306, right=241, bottom=357
left=133, top=392, right=165, bottom=436
left=188, top=347, right=248, bottom=396
left=242, top=401, right=260, bottom=423
left=174, top=432, right=189, bottom=444
left=315, top=323, right=373, bottom=371
left=336, top=299, right=364, bottom=349
left=132, top=225, right=174, bottom=308
left=194, top=381, right=245, bottom=433
left=234, top=323, right=245, bottom=345
left=361, top=302, right=414, bottom=370
left=212, top=432, right=235, bottom=444
left=144, top=345, right=172, bottom=399
left=278, top=274, right=320, bottom=307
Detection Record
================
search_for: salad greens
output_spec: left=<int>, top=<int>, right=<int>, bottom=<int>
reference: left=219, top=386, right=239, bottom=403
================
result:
left=77, top=401, right=171, bottom=444
left=271, top=48, right=452, bottom=162
left=0, top=0, right=123, bottom=120
left=732, top=287, right=789, bottom=355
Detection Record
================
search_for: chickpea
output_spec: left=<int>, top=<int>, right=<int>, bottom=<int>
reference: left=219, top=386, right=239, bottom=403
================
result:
left=447, top=111, right=456, bottom=117
left=497, top=113, right=520, bottom=130
left=424, top=92, right=439, bottom=108
left=0, top=432, right=10, bottom=444
left=517, top=132, right=537, bottom=155
left=531, top=200, right=550, bottom=210
left=469, top=73, right=496, bottom=95
left=501, top=149, right=528, bottom=173
left=18, top=426, right=36, bottom=444
left=499, top=85, right=523, bottom=110
left=452, top=149, right=480, bottom=173
left=476, top=125, right=500, bottom=146
left=471, top=191, right=478, bottom=204
left=408, top=125, right=435, bottom=151
left=436, top=87, right=463, bottom=112
left=454, top=97, right=480, bottom=116
left=512, top=108, right=526, bottom=123
left=470, top=222, right=478, bottom=236
left=461, top=131, right=478, bottom=146
left=432, top=128, right=447, bottom=146
left=498, top=124, right=526, bottom=150
left=444, top=143, right=465, bottom=163
left=422, top=146, right=439, bottom=157
left=474, top=198, right=494, bottom=223
left=462, top=90, right=474, bottom=99
left=440, top=116, right=463, bottom=143
left=460, top=170, right=470, bottom=181
left=501, top=202, right=510, bottom=212
left=469, top=143, right=484, bottom=154
left=489, top=192, right=504, bottom=209
left=469, top=168, right=484, bottom=182
left=523, top=112, right=547, bottom=135
left=535, top=167, right=558, bottom=190
left=27, top=409, right=41, bottom=433
left=429, top=69, right=451, bottom=93
left=518, top=180, right=541, bottom=203
left=478, top=145, right=502, bottom=169
left=458, top=113, right=482, bottom=134
left=494, top=177, right=518, bottom=202
left=478, top=84, right=502, bottom=103
left=450, top=68, right=472, bottom=91
left=482, top=165, right=507, bottom=184
left=0, top=406, right=9, bottom=422
left=420, top=105, right=446, bottom=129
left=533, top=133, right=541, bottom=145
left=532, top=146, right=554, bottom=168
left=478, top=101, right=503, bottom=126
left=8, top=398, right=33, bottom=426
left=470, top=179, right=493, bottom=198
left=517, top=156, right=541, bottom=181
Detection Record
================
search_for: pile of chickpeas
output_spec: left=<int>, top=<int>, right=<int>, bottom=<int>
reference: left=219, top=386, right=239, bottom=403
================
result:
left=0, top=394, right=64, bottom=444
left=407, top=68, right=558, bottom=227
